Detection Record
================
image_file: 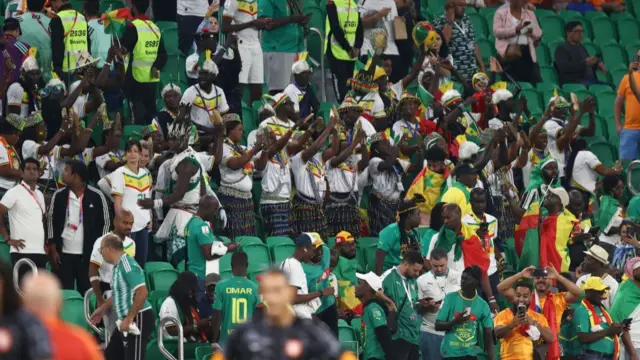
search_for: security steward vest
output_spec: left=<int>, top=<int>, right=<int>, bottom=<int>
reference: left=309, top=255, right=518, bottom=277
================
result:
left=131, top=19, right=161, bottom=83
left=58, top=9, right=88, bottom=72
left=324, top=0, right=359, bottom=61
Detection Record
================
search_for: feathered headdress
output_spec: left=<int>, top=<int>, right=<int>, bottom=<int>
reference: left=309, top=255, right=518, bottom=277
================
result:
left=548, top=88, right=570, bottom=108
left=161, top=82, right=182, bottom=98
left=103, top=112, right=122, bottom=132
left=198, top=49, right=218, bottom=76
left=439, top=82, right=462, bottom=108
left=23, top=112, right=44, bottom=128
left=168, top=119, right=193, bottom=144
left=46, top=72, right=66, bottom=93
left=22, top=47, right=39, bottom=72
left=490, top=81, right=513, bottom=105
left=291, top=51, right=311, bottom=75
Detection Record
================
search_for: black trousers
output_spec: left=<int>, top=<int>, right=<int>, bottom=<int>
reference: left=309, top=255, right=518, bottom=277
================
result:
left=56, top=253, right=90, bottom=295
left=105, top=309, right=154, bottom=360
left=128, top=81, right=158, bottom=125
left=316, top=303, right=338, bottom=337
left=11, top=253, right=48, bottom=286
left=394, top=338, right=420, bottom=360
left=329, top=54, right=355, bottom=103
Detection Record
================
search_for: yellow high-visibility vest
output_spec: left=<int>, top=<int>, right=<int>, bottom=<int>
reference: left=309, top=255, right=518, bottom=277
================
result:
left=131, top=19, right=161, bottom=83
left=58, top=9, right=88, bottom=72
left=324, top=0, right=359, bottom=61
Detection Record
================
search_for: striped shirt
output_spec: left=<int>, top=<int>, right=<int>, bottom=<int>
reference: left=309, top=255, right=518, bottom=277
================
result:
left=112, top=253, right=151, bottom=320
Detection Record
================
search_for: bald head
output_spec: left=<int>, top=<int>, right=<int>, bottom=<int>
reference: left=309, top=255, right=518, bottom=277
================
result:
left=567, top=189, right=585, bottom=216
left=443, top=203, right=462, bottom=230
left=114, top=209, right=134, bottom=237
left=198, top=194, right=220, bottom=220
left=23, top=272, right=62, bottom=317
left=102, top=233, right=124, bottom=264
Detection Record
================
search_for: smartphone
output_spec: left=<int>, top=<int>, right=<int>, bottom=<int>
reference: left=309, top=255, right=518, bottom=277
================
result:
left=463, top=307, right=471, bottom=317
left=532, top=268, right=548, bottom=278
left=623, top=318, right=632, bottom=327
left=517, top=304, right=526, bottom=316
left=588, top=226, right=601, bottom=235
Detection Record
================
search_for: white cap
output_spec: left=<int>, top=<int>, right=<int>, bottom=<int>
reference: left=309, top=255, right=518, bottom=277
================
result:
left=548, top=186, right=569, bottom=207
left=291, top=60, right=311, bottom=75
left=459, top=141, right=480, bottom=161
left=22, top=56, right=38, bottom=72
left=584, top=244, right=610, bottom=265
left=356, top=272, right=383, bottom=292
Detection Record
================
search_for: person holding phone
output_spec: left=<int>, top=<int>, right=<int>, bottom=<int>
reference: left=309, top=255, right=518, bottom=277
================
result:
left=494, top=280, right=554, bottom=360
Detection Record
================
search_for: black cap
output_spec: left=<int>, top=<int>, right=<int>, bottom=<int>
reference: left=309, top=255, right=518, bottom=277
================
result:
left=2, top=18, right=20, bottom=33
left=194, top=29, right=216, bottom=39
left=456, top=163, right=479, bottom=176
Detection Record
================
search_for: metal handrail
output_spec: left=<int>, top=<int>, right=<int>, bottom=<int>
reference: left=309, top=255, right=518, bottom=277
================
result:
left=13, top=258, right=38, bottom=297
left=84, top=288, right=104, bottom=337
left=158, top=317, right=184, bottom=360
left=304, top=27, right=327, bottom=102
left=628, top=160, right=640, bottom=196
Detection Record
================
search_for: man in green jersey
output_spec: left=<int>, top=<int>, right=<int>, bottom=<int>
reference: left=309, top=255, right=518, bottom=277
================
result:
left=303, top=235, right=337, bottom=335
left=435, top=265, right=495, bottom=360
left=91, top=234, right=154, bottom=360
left=211, top=251, right=258, bottom=345
left=381, top=251, right=424, bottom=360
left=356, top=271, right=393, bottom=360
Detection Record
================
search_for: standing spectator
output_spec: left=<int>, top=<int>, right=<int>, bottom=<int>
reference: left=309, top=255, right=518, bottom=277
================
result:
left=177, top=0, right=209, bottom=55
left=284, top=58, right=319, bottom=119
left=325, top=0, right=363, bottom=101
left=492, top=0, right=541, bottom=84
left=576, top=244, right=619, bottom=309
left=181, top=57, right=230, bottom=131
left=84, top=0, right=113, bottom=68
left=355, top=271, right=394, bottom=360
left=258, top=0, right=309, bottom=94
left=221, top=0, right=269, bottom=104
left=610, top=258, right=640, bottom=360
left=594, top=175, right=625, bottom=255
left=440, top=163, right=479, bottom=217
left=432, top=0, right=485, bottom=81
left=565, top=136, right=622, bottom=201
left=302, top=237, right=336, bottom=334
left=0, top=119, right=23, bottom=196
left=22, top=272, right=103, bottom=360
left=110, top=140, right=152, bottom=267
left=0, top=158, right=45, bottom=282
left=88, top=210, right=136, bottom=342
left=554, top=21, right=606, bottom=86
left=0, top=19, right=29, bottom=87
left=47, top=160, right=110, bottom=295
left=615, top=56, right=640, bottom=160
left=417, top=248, right=461, bottom=360
left=435, top=265, right=495, bottom=360
left=333, top=231, right=360, bottom=316
left=358, top=0, right=400, bottom=81
left=16, top=0, right=54, bottom=82
left=211, top=251, right=259, bottom=345
left=50, top=0, right=89, bottom=77
left=90, top=235, right=154, bottom=360
left=6, top=50, right=43, bottom=123
left=381, top=251, right=424, bottom=360
left=493, top=281, right=554, bottom=360
left=121, top=0, right=167, bottom=125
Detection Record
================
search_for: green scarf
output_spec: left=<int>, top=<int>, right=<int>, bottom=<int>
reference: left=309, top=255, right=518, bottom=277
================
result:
left=595, top=195, right=620, bottom=231
left=525, top=157, right=560, bottom=193
left=434, top=226, right=464, bottom=262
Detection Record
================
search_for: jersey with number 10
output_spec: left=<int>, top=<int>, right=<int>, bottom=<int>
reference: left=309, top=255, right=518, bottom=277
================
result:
left=213, top=276, right=259, bottom=345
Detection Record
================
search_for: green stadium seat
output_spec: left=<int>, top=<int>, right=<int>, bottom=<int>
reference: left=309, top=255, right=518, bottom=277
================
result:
left=427, top=0, right=446, bottom=16
left=356, top=237, right=378, bottom=273
left=338, top=318, right=349, bottom=327
left=479, top=7, right=497, bottom=20
left=536, top=81, right=559, bottom=92
left=562, top=83, right=587, bottom=92
left=266, top=236, right=294, bottom=248
left=610, top=11, right=634, bottom=21
left=547, top=39, right=566, bottom=61
left=536, top=44, right=551, bottom=66
left=534, top=8, right=555, bottom=19
left=351, top=317, right=362, bottom=348
left=477, top=39, right=495, bottom=60
left=596, top=91, right=617, bottom=116
left=609, top=68, right=629, bottom=87
left=578, top=114, right=608, bottom=138
left=237, top=236, right=263, bottom=247
left=242, top=243, right=272, bottom=266
left=156, top=21, right=178, bottom=31
left=572, top=89, right=592, bottom=102
left=539, top=65, right=559, bottom=84
left=61, top=297, right=87, bottom=329
left=468, top=13, right=489, bottom=39
left=145, top=261, right=174, bottom=274
left=146, top=338, right=199, bottom=360
left=589, top=139, right=618, bottom=167
left=626, top=42, right=640, bottom=63
left=540, top=15, right=565, bottom=41
left=627, top=161, right=640, bottom=192
left=542, top=88, right=566, bottom=105
left=584, top=11, right=607, bottom=20
left=465, top=6, right=477, bottom=14
left=216, top=235, right=232, bottom=244
left=583, top=42, right=600, bottom=57
left=521, top=89, right=543, bottom=114
left=589, top=84, right=615, bottom=96
left=304, top=4, right=326, bottom=65
left=617, top=19, right=640, bottom=45
left=248, top=263, right=268, bottom=281
left=176, top=261, right=185, bottom=272
left=150, top=269, right=179, bottom=292
left=597, top=69, right=612, bottom=83
left=219, top=253, right=232, bottom=273
left=62, top=289, right=83, bottom=300
left=195, top=346, right=215, bottom=360
left=338, top=325, right=359, bottom=354
left=591, top=17, right=617, bottom=45
left=272, top=243, right=295, bottom=264
left=558, top=10, right=582, bottom=22
left=601, top=43, right=628, bottom=71
left=99, top=0, right=125, bottom=12
left=517, top=82, right=534, bottom=89
left=148, top=290, right=168, bottom=315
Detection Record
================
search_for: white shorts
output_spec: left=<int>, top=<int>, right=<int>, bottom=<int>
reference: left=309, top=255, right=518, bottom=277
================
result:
left=264, top=52, right=296, bottom=91
left=238, top=42, right=264, bottom=85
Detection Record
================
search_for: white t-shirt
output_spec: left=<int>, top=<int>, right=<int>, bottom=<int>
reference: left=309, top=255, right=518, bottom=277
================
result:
left=544, top=118, right=583, bottom=178
left=426, top=233, right=464, bottom=272
left=182, top=84, right=230, bottom=128
left=417, top=269, right=461, bottom=334
left=6, top=82, right=29, bottom=119
left=69, top=81, right=89, bottom=119
left=0, top=182, right=45, bottom=254
left=21, top=140, right=59, bottom=181
left=326, top=155, right=358, bottom=194
left=291, top=153, right=327, bottom=200
left=358, top=0, right=399, bottom=56
left=261, top=153, right=291, bottom=204
left=158, top=296, right=198, bottom=341
left=259, top=116, right=297, bottom=140
left=357, top=92, right=386, bottom=119
left=177, top=0, right=208, bottom=16
left=280, top=257, right=321, bottom=319
left=185, top=53, right=199, bottom=80
left=571, top=150, right=601, bottom=194
left=576, top=273, right=619, bottom=309
left=220, top=142, right=253, bottom=193
left=90, top=233, right=136, bottom=283
left=368, top=157, right=409, bottom=200
left=95, top=150, right=125, bottom=179
left=222, top=0, right=260, bottom=44
left=110, top=166, right=152, bottom=232
left=62, top=190, right=85, bottom=255
left=283, top=83, right=305, bottom=114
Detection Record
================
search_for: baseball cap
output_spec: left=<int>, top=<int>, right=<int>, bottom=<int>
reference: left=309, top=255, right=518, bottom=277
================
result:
left=548, top=187, right=569, bottom=207
left=204, top=273, right=220, bottom=288
left=295, top=232, right=321, bottom=247
left=581, top=276, right=610, bottom=292
left=334, top=231, right=354, bottom=246
left=584, top=244, right=609, bottom=265
left=356, top=272, right=383, bottom=292
left=455, top=163, right=479, bottom=176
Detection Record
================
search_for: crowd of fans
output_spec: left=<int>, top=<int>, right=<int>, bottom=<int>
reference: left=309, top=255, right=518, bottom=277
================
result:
left=0, top=0, right=639, bottom=359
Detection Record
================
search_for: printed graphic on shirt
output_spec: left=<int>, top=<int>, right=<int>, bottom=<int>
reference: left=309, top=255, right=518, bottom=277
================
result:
left=237, top=0, right=258, bottom=15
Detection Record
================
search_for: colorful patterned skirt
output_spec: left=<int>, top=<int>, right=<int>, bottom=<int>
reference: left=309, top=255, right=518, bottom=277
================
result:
left=218, top=191, right=257, bottom=239
left=261, top=201, right=294, bottom=237
left=292, top=193, right=328, bottom=240
left=324, top=192, right=360, bottom=239
left=368, top=192, right=399, bottom=236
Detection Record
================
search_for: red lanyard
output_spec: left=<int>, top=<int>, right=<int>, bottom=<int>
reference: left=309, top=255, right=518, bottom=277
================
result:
left=66, top=191, right=84, bottom=224
left=21, top=184, right=43, bottom=215
left=142, top=20, right=159, bottom=39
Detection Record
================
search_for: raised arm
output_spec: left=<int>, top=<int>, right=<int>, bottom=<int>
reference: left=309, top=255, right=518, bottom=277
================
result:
left=301, top=116, right=338, bottom=162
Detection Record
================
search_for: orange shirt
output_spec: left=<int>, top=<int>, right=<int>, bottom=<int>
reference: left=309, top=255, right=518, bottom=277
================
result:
left=537, top=292, right=569, bottom=328
left=42, top=316, right=103, bottom=360
left=494, top=308, right=549, bottom=360
left=617, top=73, right=640, bottom=130
left=589, top=0, right=622, bottom=7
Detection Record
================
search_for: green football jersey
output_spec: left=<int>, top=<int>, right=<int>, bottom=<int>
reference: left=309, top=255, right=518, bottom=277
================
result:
left=213, top=276, right=259, bottom=345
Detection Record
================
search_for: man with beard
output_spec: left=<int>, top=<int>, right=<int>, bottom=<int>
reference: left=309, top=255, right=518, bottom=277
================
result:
left=417, top=247, right=461, bottom=360
left=356, top=271, right=394, bottom=360
left=576, top=244, right=619, bottom=309
left=573, top=277, right=636, bottom=360
left=435, top=265, right=495, bottom=360
left=332, top=231, right=361, bottom=316
left=381, top=251, right=424, bottom=360
left=494, top=281, right=554, bottom=360
left=497, top=265, right=583, bottom=360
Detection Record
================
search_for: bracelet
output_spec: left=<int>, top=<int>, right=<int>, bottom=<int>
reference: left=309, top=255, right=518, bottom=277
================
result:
left=489, top=299, right=497, bottom=303
left=104, top=61, right=112, bottom=67
left=154, top=199, right=164, bottom=210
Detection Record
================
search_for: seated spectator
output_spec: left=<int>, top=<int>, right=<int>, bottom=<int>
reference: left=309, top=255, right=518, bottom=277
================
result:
left=492, top=0, right=541, bottom=84
left=554, top=21, right=607, bottom=86
left=494, top=281, right=554, bottom=360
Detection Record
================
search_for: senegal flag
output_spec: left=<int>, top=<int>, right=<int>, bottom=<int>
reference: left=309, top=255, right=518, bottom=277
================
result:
left=433, top=224, right=490, bottom=273
left=405, top=166, right=450, bottom=215
left=515, top=201, right=541, bottom=256
left=333, top=257, right=363, bottom=315
left=100, top=8, right=133, bottom=36
left=610, top=279, right=640, bottom=322
left=519, top=213, right=570, bottom=272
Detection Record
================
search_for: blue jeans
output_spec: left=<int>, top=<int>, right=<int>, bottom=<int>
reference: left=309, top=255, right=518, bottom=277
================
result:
left=420, top=331, right=443, bottom=360
left=581, top=352, right=613, bottom=360
left=620, top=128, right=640, bottom=160
left=131, top=228, right=149, bottom=268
